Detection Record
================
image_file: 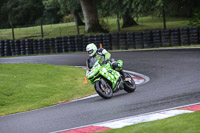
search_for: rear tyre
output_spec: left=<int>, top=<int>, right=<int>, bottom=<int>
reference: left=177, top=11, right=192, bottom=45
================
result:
left=123, top=72, right=136, bottom=93
left=94, top=80, right=113, bottom=99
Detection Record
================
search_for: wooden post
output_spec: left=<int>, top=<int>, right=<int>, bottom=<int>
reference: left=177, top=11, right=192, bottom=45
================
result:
left=75, top=20, right=80, bottom=35
left=163, top=0, right=167, bottom=29
left=117, top=13, right=120, bottom=32
left=10, top=21, right=15, bottom=40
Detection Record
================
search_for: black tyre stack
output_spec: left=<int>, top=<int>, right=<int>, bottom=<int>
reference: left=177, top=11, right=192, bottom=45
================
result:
left=161, top=29, right=171, bottom=47
left=55, top=37, right=62, bottom=53
left=143, top=31, right=152, bottom=48
left=170, top=29, right=180, bottom=47
left=33, top=39, right=38, bottom=54
left=75, top=35, right=83, bottom=52
left=0, top=40, right=5, bottom=56
left=68, top=36, right=75, bottom=52
left=37, top=39, right=43, bottom=54
left=87, top=35, right=94, bottom=44
left=189, top=27, right=199, bottom=45
left=111, top=33, right=119, bottom=50
left=135, top=32, right=143, bottom=49
left=102, top=34, right=111, bottom=50
left=62, top=36, right=68, bottom=53
left=180, top=28, right=190, bottom=46
left=20, top=40, right=26, bottom=55
left=10, top=40, right=15, bottom=56
left=83, top=36, right=88, bottom=51
left=119, top=32, right=127, bottom=50
left=152, top=30, right=162, bottom=48
left=25, top=39, right=33, bottom=55
left=49, top=38, right=55, bottom=53
left=4, top=40, right=11, bottom=56
left=94, top=34, right=103, bottom=48
left=14, top=40, right=21, bottom=55
left=126, top=32, right=135, bottom=49
left=43, top=38, right=50, bottom=54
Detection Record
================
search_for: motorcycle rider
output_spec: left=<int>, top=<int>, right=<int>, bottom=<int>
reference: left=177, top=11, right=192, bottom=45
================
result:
left=86, top=43, right=125, bottom=78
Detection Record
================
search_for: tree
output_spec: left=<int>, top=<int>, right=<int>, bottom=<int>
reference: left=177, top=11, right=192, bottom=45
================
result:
left=80, top=0, right=107, bottom=33
left=43, top=0, right=64, bottom=24
left=121, top=0, right=138, bottom=28
left=59, top=0, right=84, bottom=26
left=0, top=0, right=44, bottom=28
left=98, top=0, right=138, bottom=28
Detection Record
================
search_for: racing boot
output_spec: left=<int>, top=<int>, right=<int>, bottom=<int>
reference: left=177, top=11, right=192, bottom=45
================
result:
left=119, top=69, right=126, bottom=79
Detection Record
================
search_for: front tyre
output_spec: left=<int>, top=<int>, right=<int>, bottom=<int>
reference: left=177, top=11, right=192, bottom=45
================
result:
left=123, top=72, right=136, bottom=93
left=94, top=80, right=113, bottom=99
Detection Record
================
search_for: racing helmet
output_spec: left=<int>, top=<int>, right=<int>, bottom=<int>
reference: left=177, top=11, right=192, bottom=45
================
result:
left=86, top=43, right=97, bottom=57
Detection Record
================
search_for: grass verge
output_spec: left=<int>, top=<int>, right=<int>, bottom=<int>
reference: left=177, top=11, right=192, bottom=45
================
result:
left=100, top=111, right=200, bottom=133
left=0, top=16, right=190, bottom=40
left=0, top=63, right=94, bottom=116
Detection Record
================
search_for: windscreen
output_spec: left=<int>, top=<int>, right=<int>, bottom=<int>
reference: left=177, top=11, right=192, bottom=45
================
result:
left=87, top=57, right=98, bottom=69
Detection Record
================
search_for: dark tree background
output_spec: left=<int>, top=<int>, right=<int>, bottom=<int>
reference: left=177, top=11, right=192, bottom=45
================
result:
left=0, top=0, right=200, bottom=31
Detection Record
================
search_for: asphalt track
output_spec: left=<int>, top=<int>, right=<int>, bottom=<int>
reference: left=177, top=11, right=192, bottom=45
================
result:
left=0, top=48, right=200, bottom=133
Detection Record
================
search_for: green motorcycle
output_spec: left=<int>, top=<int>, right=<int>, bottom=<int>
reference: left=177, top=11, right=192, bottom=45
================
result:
left=86, top=57, right=136, bottom=99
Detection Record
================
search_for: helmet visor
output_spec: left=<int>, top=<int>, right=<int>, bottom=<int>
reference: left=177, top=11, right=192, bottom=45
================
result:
left=88, top=50, right=93, bottom=54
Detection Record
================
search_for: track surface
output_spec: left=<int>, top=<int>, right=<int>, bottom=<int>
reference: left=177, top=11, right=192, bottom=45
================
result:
left=0, top=49, right=200, bottom=133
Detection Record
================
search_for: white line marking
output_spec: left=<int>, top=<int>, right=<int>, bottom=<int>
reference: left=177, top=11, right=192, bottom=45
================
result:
left=50, top=102, right=200, bottom=133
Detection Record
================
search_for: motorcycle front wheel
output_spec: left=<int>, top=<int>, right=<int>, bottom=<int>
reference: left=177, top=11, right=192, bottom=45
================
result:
left=94, top=80, right=113, bottom=99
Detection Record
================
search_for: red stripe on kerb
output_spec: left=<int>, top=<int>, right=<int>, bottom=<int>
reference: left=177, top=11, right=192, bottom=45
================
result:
left=59, top=126, right=111, bottom=133
left=179, top=105, right=200, bottom=111
left=132, top=76, right=143, bottom=80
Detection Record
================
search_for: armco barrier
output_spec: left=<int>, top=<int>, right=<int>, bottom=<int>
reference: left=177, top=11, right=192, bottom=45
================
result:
left=0, top=27, right=199, bottom=57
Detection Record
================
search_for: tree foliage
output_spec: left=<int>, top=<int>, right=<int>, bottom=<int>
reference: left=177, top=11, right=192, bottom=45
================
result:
left=0, top=0, right=200, bottom=30
left=189, top=9, right=200, bottom=26
left=0, top=0, right=44, bottom=28
left=43, top=0, right=84, bottom=25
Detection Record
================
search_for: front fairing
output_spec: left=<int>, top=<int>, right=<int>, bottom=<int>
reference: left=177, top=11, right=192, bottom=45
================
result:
left=99, top=63, right=121, bottom=89
left=86, top=61, right=100, bottom=79
left=86, top=57, right=101, bottom=83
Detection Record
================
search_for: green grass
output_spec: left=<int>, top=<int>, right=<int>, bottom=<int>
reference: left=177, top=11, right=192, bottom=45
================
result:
left=0, top=63, right=94, bottom=116
left=100, top=111, right=200, bottom=133
left=121, top=17, right=189, bottom=32
left=0, top=16, right=190, bottom=40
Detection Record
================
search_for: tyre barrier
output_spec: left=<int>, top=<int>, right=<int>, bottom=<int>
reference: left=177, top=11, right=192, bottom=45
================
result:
left=189, top=27, right=199, bottom=45
left=0, top=27, right=199, bottom=56
left=111, top=33, right=119, bottom=50
left=135, top=32, right=143, bottom=49
left=180, top=28, right=190, bottom=46
left=126, top=32, right=135, bottom=49
left=102, top=34, right=111, bottom=50
left=143, top=31, right=152, bottom=48
left=161, top=29, right=171, bottom=47
left=119, top=32, right=127, bottom=50
left=171, top=29, right=180, bottom=47
left=0, top=40, right=5, bottom=56
left=152, top=30, right=162, bottom=48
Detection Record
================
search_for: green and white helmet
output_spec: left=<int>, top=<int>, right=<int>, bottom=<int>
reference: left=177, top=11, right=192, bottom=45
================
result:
left=86, top=43, right=97, bottom=57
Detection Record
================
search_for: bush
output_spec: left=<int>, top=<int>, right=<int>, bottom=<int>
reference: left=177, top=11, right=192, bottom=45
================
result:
left=189, top=9, right=200, bottom=26
left=99, top=19, right=110, bottom=32
left=62, top=15, right=74, bottom=23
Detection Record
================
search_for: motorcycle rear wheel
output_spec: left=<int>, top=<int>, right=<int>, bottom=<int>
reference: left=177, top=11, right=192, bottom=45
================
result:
left=94, top=80, right=113, bottom=99
left=123, top=72, right=136, bottom=93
